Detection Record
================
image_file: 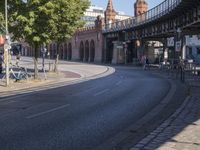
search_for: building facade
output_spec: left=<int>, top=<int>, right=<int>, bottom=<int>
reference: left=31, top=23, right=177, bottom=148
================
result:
left=23, top=0, right=150, bottom=64
left=82, top=3, right=130, bottom=27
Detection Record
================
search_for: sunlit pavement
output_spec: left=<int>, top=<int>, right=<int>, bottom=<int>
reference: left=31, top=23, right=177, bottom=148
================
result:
left=0, top=56, right=115, bottom=97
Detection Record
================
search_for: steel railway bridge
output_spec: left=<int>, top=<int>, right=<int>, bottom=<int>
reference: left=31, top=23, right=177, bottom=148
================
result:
left=102, top=0, right=200, bottom=64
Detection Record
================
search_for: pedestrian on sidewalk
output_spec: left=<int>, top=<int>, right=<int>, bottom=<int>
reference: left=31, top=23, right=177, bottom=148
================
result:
left=16, top=54, right=21, bottom=67
left=145, top=56, right=150, bottom=70
left=141, top=55, right=149, bottom=70
left=0, top=52, right=3, bottom=73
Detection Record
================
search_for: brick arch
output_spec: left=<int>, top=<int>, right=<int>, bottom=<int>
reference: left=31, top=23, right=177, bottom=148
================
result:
left=85, top=40, right=89, bottom=62
left=90, top=40, right=95, bottom=62
left=64, top=43, right=68, bottom=60
left=68, top=43, right=72, bottom=60
left=79, top=41, right=84, bottom=61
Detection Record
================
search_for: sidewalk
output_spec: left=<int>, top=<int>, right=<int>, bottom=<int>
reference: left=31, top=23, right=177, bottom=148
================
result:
left=129, top=71, right=200, bottom=150
left=0, top=57, right=115, bottom=98
left=130, top=86, right=200, bottom=150
left=0, top=71, right=80, bottom=97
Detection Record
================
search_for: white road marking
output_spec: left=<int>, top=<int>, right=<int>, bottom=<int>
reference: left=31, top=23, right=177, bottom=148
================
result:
left=0, top=94, right=33, bottom=102
left=2, top=100, right=17, bottom=105
left=94, top=89, right=109, bottom=97
left=116, top=81, right=122, bottom=86
left=73, top=87, right=98, bottom=96
left=26, top=104, right=70, bottom=119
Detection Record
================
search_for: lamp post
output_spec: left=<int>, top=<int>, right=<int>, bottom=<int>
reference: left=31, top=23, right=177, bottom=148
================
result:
left=41, top=44, right=47, bottom=80
left=122, top=31, right=128, bottom=64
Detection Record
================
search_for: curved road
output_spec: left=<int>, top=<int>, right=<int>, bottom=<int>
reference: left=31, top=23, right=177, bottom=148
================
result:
left=0, top=66, right=170, bottom=150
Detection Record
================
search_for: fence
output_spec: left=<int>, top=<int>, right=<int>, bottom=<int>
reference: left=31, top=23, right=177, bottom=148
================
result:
left=160, top=60, right=200, bottom=87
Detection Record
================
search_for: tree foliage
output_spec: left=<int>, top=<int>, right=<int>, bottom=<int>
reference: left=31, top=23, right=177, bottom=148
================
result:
left=0, top=0, right=90, bottom=77
left=0, top=1, right=5, bottom=34
left=0, top=0, right=89, bottom=44
left=50, top=0, right=89, bottom=43
left=49, top=0, right=90, bottom=72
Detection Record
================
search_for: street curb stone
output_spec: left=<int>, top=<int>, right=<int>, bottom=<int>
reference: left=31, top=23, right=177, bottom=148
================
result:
left=130, top=96, right=191, bottom=150
left=0, top=66, right=115, bottom=99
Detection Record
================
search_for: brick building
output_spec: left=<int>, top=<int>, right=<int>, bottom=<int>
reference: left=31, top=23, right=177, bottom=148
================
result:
left=23, top=0, right=149, bottom=64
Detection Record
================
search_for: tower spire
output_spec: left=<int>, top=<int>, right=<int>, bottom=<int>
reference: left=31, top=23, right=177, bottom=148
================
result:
left=106, top=0, right=114, bottom=11
left=134, top=0, right=148, bottom=17
left=104, top=0, right=116, bottom=25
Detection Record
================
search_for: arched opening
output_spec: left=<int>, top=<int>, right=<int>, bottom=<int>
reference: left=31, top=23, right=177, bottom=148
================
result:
left=90, top=40, right=95, bottom=62
left=53, top=44, right=56, bottom=59
left=126, top=41, right=134, bottom=64
left=50, top=44, right=53, bottom=59
left=68, top=43, right=72, bottom=60
left=106, top=39, right=114, bottom=63
left=138, top=40, right=164, bottom=64
left=85, top=40, right=89, bottom=62
left=64, top=43, right=68, bottom=60
left=79, top=41, right=84, bottom=61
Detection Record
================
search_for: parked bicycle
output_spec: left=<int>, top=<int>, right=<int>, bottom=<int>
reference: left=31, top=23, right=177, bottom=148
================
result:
left=1, top=64, right=32, bottom=82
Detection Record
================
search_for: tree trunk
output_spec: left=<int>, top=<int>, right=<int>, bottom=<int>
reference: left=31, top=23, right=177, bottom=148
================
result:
left=54, top=43, right=60, bottom=73
left=34, top=44, right=39, bottom=79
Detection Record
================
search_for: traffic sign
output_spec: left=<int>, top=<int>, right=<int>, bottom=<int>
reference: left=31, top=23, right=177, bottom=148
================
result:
left=4, top=43, right=11, bottom=50
left=0, top=35, right=5, bottom=45
left=176, top=41, right=182, bottom=52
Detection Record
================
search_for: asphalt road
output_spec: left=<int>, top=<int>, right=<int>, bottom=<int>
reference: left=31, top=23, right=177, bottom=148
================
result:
left=0, top=66, right=170, bottom=150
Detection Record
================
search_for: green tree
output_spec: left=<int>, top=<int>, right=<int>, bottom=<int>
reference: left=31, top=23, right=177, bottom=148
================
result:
left=0, top=0, right=89, bottom=78
left=50, top=0, right=90, bottom=72
left=0, top=0, right=55, bottom=78
left=0, top=1, right=5, bottom=35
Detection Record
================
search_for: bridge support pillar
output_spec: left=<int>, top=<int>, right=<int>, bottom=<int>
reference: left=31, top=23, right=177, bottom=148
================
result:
left=112, top=41, right=125, bottom=64
left=102, top=37, right=107, bottom=63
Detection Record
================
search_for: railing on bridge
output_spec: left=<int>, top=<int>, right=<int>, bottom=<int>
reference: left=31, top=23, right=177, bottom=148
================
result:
left=103, top=0, right=182, bottom=33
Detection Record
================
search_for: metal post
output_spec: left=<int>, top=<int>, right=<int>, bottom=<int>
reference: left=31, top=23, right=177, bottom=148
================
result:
left=41, top=45, right=47, bottom=80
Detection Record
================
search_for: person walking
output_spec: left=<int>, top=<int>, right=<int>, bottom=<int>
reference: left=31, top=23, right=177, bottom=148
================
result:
left=141, top=55, right=147, bottom=70
left=145, top=56, right=149, bottom=70
left=0, top=53, right=3, bottom=73
left=16, top=54, right=21, bottom=67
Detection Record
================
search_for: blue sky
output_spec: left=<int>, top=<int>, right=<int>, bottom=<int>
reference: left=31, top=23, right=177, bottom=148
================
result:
left=90, top=0, right=163, bottom=16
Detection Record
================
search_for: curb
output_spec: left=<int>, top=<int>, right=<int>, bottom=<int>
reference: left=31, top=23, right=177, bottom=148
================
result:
left=95, top=70, right=188, bottom=150
left=95, top=75, right=180, bottom=150
left=130, top=95, right=191, bottom=150
left=0, top=66, right=115, bottom=99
